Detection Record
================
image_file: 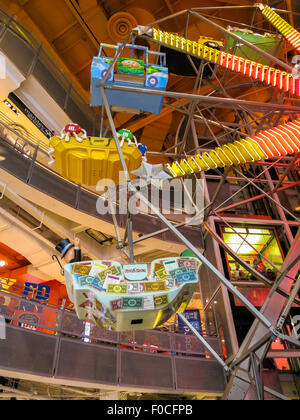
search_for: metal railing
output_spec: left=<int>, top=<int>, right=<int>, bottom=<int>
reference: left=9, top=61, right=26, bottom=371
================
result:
left=0, top=287, right=219, bottom=355
left=0, top=122, right=204, bottom=248
left=0, top=288, right=226, bottom=393
left=0, top=7, right=99, bottom=135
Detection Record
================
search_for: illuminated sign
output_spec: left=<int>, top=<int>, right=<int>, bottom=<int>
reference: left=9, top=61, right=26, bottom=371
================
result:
left=18, top=313, right=39, bottom=330
left=8, top=93, right=53, bottom=139
left=3, top=99, right=21, bottom=116
left=177, top=309, right=202, bottom=335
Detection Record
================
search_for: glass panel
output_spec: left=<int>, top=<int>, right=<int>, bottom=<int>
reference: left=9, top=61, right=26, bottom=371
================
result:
left=221, top=225, right=284, bottom=283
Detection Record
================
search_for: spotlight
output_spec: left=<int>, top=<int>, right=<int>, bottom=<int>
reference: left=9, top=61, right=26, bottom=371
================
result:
left=0, top=261, right=7, bottom=268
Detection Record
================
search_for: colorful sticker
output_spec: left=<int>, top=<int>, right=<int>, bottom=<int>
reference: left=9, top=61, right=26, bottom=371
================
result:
left=127, top=282, right=141, bottom=294
left=123, top=264, right=148, bottom=281
left=103, top=275, right=123, bottom=290
left=178, top=258, right=198, bottom=271
left=154, top=263, right=164, bottom=273
left=106, top=283, right=129, bottom=295
left=110, top=299, right=122, bottom=311
left=89, top=263, right=108, bottom=277
left=154, top=294, right=169, bottom=307
left=78, top=276, right=94, bottom=287
left=169, top=266, right=188, bottom=279
left=155, top=268, right=169, bottom=280
left=72, top=264, right=91, bottom=276
left=97, top=265, right=122, bottom=282
left=101, top=261, right=112, bottom=267
left=175, top=270, right=198, bottom=284
left=143, top=281, right=167, bottom=293
left=163, top=260, right=178, bottom=273
left=122, top=297, right=144, bottom=309
left=143, top=295, right=155, bottom=310
left=91, top=277, right=105, bottom=291
left=165, top=278, right=176, bottom=289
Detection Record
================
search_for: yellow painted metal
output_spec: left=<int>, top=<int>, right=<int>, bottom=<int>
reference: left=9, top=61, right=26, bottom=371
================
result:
left=50, top=135, right=142, bottom=186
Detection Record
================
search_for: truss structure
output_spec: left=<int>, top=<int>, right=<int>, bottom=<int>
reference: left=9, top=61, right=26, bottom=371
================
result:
left=96, top=4, right=300, bottom=401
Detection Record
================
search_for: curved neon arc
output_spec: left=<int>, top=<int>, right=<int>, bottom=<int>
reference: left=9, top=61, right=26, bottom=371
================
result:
left=166, top=118, right=300, bottom=178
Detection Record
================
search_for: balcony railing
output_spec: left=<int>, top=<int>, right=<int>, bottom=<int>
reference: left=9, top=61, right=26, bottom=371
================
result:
left=0, top=288, right=226, bottom=393
left=0, top=7, right=99, bottom=135
left=0, top=122, right=204, bottom=248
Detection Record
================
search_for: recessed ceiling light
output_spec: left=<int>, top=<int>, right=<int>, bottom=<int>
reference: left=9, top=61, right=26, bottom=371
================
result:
left=0, top=261, right=7, bottom=268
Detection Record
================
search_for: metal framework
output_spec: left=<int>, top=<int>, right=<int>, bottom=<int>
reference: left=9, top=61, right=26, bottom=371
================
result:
left=96, top=4, right=300, bottom=400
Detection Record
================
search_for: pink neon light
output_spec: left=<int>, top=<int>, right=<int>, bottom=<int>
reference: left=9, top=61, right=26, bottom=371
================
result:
left=250, top=135, right=274, bottom=159
left=278, top=125, right=300, bottom=152
left=217, top=51, right=295, bottom=95
left=271, top=127, right=295, bottom=154
left=248, top=119, right=300, bottom=161
left=263, top=130, right=288, bottom=156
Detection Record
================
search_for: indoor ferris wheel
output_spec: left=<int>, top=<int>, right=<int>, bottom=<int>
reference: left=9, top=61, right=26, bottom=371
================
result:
left=1, top=1, right=299, bottom=400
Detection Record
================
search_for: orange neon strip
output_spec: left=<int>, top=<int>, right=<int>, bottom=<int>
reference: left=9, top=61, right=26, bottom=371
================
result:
left=166, top=119, right=300, bottom=178
left=250, top=135, right=276, bottom=159
left=150, top=29, right=300, bottom=97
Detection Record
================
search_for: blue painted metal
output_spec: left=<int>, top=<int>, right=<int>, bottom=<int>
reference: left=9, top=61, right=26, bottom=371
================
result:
left=177, top=309, right=202, bottom=334
left=91, top=43, right=169, bottom=114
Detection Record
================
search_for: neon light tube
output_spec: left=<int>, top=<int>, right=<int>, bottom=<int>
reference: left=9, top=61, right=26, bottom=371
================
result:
left=166, top=119, right=300, bottom=178
left=150, top=29, right=300, bottom=96
left=259, top=4, right=300, bottom=53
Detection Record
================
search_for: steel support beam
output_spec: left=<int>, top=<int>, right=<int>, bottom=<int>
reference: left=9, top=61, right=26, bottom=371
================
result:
left=177, top=312, right=230, bottom=373
left=223, top=230, right=300, bottom=400
left=189, top=10, right=293, bottom=73
left=104, top=84, right=300, bottom=113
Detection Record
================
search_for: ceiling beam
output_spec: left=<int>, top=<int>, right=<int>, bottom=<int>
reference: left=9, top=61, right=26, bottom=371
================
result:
left=210, top=0, right=252, bottom=5
left=63, top=0, right=100, bottom=49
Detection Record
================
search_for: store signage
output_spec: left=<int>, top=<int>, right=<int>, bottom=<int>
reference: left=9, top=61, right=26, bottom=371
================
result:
left=177, top=309, right=202, bottom=335
left=17, top=313, right=39, bottom=331
left=3, top=99, right=21, bottom=116
left=23, top=282, right=51, bottom=303
left=18, top=283, right=51, bottom=313
left=8, top=93, right=53, bottom=139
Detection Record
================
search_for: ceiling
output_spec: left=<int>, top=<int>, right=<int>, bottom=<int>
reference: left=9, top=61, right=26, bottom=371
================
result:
left=0, top=241, right=30, bottom=275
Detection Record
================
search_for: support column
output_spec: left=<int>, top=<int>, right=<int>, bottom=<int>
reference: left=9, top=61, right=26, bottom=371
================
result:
left=223, top=230, right=300, bottom=400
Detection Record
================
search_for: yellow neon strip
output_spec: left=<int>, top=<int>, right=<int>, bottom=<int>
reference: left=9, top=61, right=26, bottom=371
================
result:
left=241, top=138, right=266, bottom=160
left=260, top=5, right=300, bottom=51
left=148, top=27, right=298, bottom=96
left=165, top=119, right=300, bottom=178
left=209, top=150, right=226, bottom=167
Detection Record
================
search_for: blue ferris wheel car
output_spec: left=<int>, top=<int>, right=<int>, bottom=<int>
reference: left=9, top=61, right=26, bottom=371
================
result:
left=91, top=43, right=169, bottom=115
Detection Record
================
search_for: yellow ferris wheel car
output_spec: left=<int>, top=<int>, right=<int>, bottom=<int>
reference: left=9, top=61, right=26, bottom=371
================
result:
left=49, top=124, right=142, bottom=186
left=198, top=36, right=224, bottom=49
